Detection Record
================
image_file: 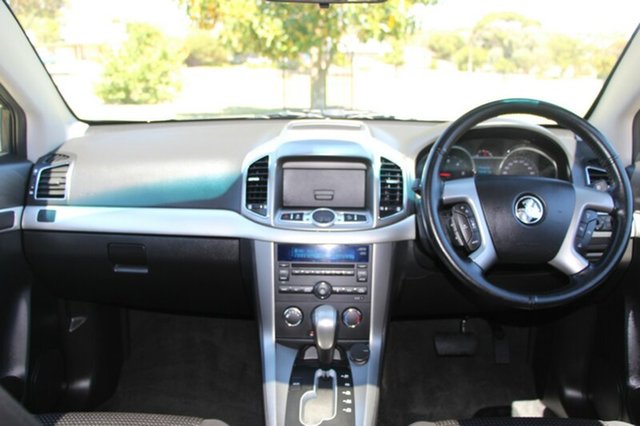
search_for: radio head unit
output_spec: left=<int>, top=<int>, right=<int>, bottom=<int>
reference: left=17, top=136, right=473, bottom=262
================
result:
left=274, top=244, right=371, bottom=342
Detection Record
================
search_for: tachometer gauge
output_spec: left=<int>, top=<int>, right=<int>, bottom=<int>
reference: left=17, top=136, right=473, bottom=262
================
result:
left=440, top=147, right=475, bottom=180
left=499, top=147, right=557, bottom=178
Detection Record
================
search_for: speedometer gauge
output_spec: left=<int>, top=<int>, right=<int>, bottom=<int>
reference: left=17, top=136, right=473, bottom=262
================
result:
left=500, top=155, right=539, bottom=176
left=440, top=147, right=475, bottom=180
left=499, top=147, right=557, bottom=178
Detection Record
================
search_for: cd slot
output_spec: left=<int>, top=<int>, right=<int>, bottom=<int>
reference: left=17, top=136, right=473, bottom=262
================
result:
left=291, top=263, right=355, bottom=276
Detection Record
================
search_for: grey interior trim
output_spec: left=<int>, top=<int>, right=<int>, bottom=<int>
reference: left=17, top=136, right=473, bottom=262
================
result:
left=254, top=241, right=298, bottom=426
left=0, top=207, right=23, bottom=233
left=349, top=242, right=394, bottom=426
left=633, top=211, right=640, bottom=238
left=22, top=206, right=416, bottom=243
left=549, top=187, right=614, bottom=275
left=441, top=178, right=498, bottom=271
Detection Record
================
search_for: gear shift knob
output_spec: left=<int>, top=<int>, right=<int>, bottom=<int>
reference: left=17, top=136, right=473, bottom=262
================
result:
left=311, top=305, right=338, bottom=368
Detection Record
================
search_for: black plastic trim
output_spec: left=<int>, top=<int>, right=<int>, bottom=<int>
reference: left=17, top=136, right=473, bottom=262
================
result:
left=0, top=84, right=27, bottom=158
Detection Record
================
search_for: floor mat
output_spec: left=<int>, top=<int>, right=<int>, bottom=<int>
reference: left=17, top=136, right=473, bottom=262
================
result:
left=378, top=318, right=537, bottom=426
left=100, top=310, right=263, bottom=426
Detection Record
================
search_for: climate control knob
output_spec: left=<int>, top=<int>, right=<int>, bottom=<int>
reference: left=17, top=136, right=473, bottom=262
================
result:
left=342, top=307, right=363, bottom=328
left=283, top=306, right=303, bottom=327
left=313, top=281, right=332, bottom=300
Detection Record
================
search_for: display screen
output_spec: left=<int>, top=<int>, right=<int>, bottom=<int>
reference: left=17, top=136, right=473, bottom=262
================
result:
left=282, top=168, right=366, bottom=208
left=278, top=244, right=369, bottom=263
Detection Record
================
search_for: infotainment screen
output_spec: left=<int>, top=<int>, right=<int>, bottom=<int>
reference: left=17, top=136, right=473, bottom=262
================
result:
left=282, top=163, right=366, bottom=208
left=278, top=244, right=369, bottom=263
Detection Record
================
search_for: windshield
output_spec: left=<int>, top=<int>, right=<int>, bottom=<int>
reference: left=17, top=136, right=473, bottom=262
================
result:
left=6, top=0, right=639, bottom=122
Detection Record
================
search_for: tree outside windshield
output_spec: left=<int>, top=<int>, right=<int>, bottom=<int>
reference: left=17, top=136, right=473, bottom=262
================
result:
left=5, top=0, right=639, bottom=121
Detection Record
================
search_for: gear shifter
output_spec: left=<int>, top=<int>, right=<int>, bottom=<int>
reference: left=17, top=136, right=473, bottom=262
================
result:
left=311, top=305, right=338, bottom=368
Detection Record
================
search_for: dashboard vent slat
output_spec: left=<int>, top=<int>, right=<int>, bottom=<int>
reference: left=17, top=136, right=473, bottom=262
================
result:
left=36, top=164, right=70, bottom=199
left=379, top=157, right=403, bottom=218
left=43, top=153, right=70, bottom=164
left=246, top=156, right=269, bottom=216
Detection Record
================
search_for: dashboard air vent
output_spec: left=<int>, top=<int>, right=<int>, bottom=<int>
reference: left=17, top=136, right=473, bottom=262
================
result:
left=43, top=153, right=70, bottom=164
left=379, top=157, right=403, bottom=218
left=585, top=165, right=612, bottom=191
left=36, top=164, right=69, bottom=199
left=246, top=156, right=269, bottom=216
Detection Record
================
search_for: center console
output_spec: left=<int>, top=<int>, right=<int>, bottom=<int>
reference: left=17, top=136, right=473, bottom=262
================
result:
left=245, top=122, right=412, bottom=426
left=273, top=244, right=372, bottom=425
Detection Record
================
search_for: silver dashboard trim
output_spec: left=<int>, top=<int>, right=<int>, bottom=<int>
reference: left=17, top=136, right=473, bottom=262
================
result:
left=441, top=178, right=498, bottom=271
left=240, top=121, right=415, bottom=231
left=22, top=206, right=416, bottom=243
left=634, top=211, right=640, bottom=239
left=0, top=207, right=23, bottom=233
left=254, top=241, right=298, bottom=426
left=548, top=186, right=615, bottom=275
left=349, top=242, right=394, bottom=426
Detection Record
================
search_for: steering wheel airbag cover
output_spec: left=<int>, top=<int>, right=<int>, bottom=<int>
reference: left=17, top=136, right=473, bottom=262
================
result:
left=475, top=176, right=575, bottom=263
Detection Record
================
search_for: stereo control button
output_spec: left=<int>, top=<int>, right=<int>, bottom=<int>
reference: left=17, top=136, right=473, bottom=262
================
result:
left=312, top=210, right=335, bottom=225
left=342, top=308, right=363, bottom=328
left=283, top=307, right=303, bottom=327
left=313, top=281, right=332, bottom=299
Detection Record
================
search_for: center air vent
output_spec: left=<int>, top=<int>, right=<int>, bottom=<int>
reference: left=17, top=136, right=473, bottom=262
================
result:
left=379, top=157, right=403, bottom=218
left=246, top=156, right=269, bottom=216
left=36, top=164, right=70, bottom=199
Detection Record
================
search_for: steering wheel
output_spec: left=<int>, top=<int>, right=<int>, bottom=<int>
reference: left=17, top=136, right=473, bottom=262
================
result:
left=419, top=99, right=633, bottom=309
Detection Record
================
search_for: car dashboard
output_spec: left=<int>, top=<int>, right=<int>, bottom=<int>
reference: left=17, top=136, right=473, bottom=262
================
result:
left=18, top=117, right=616, bottom=426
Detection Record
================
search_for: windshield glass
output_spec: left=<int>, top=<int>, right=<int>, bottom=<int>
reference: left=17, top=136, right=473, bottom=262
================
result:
left=6, top=0, right=639, bottom=122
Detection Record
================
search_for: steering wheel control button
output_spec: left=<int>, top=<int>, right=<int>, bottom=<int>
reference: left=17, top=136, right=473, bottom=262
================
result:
left=312, top=209, right=335, bottom=226
left=575, top=209, right=600, bottom=251
left=283, top=307, right=303, bottom=327
left=313, top=281, right=332, bottom=299
left=342, top=308, right=363, bottom=328
left=514, top=195, right=545, bottom=225
left=450, top=203, right=481, bottom=252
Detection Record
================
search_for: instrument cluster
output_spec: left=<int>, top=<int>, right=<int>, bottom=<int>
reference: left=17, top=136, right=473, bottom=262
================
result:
left=417, top=128, right=570, bottom=182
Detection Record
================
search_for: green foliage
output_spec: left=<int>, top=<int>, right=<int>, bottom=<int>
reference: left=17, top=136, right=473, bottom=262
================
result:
left=9, top=0, right=65, bottom=19
left=384, top=39, right=406, bottom=67
left=183, top=30, right=228, bottom=66
left=453, top=46, right=488, bottom=72
left=591, top=38, right=627, bottom=79
left=548, top=34, right=584, bottom=72
left=470, top=12, right=541, bottom=73
left=96, top=23, right=184, bottom=105
left=180, top=0, right=437, bottom=108
left=427, top=31, right=464, bottom=61
left=10, top=0, right=66, bottom=44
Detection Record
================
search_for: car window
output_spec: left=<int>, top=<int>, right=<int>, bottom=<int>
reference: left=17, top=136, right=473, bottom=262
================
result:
left=5, top=0, right=640, bottom=122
